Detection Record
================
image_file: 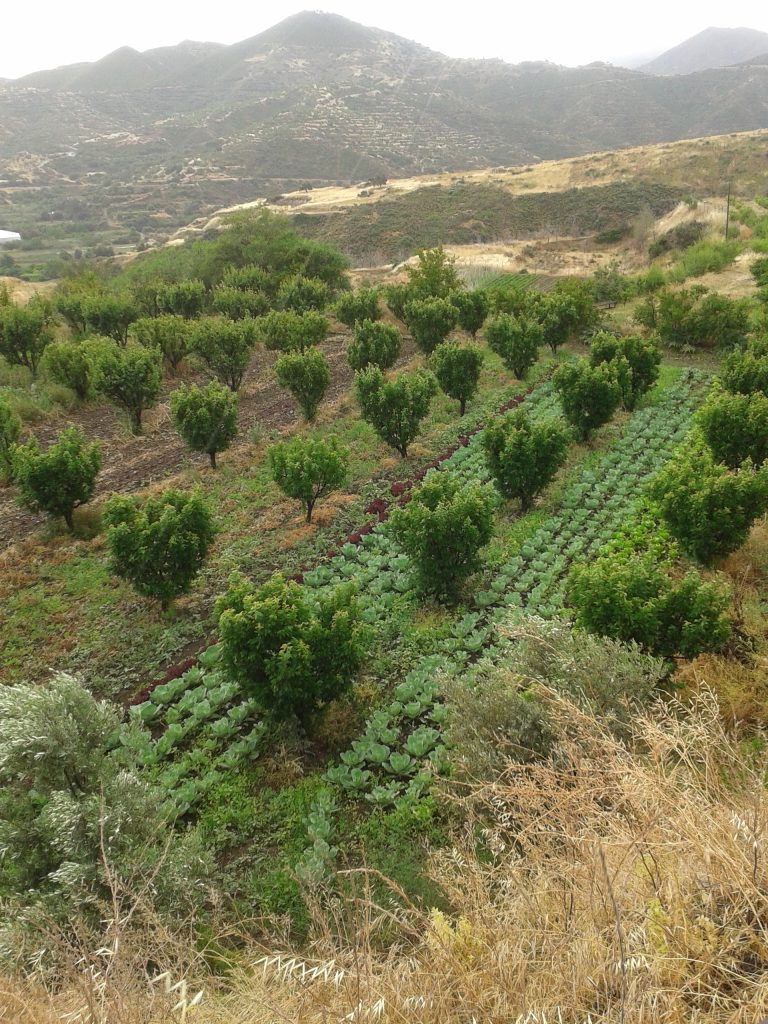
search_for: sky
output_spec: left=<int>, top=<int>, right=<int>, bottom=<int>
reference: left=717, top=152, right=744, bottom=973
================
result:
left=4, top=1, right=768, bottom=79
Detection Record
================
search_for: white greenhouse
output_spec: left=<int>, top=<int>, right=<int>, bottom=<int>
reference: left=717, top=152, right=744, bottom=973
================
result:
left=0, top=229, right=21, bottom=244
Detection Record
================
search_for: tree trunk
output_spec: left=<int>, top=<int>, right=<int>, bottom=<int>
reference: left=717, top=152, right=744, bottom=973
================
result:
left=459, top=398, right=466, bottom=416
left=209, top=450, right=217, bottom=469
left=64, top=507, right=74, bottom=530
left=306, top=499, right=315, bottom=524
left=131, top=407, right=142, bottom=434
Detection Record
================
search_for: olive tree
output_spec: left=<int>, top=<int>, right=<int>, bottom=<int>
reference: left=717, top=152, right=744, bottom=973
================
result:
left=170, top=380, right=239, bottom=468
left=13, top=425, right=101, bottom=529
left=355, top=366, right=437, bottom=457
left=268, top=435, right=348, bottom=522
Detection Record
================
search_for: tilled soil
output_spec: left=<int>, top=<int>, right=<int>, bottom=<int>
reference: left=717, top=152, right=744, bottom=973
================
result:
left=0, top=334, right=414, bottom=550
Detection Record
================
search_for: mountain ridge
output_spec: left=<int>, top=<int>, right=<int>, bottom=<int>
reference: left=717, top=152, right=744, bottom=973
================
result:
left=641, top=26, right=768, bottom=75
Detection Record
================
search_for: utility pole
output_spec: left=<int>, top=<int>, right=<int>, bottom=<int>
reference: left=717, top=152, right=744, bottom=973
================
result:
left=724, top=181, right=732, bottom=241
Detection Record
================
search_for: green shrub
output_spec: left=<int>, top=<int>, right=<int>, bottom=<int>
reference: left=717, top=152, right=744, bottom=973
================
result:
left=257, top=309, right=328, bottom=353
left=188, top=316, right=257, bottom=391
left=13, top=424, right=100, bottom=529
left=404, top=245, right=462, bottom=298
left=721, top=340, right=768, bottom=396
left=277, top=274, right=331, bottom=313
left=429, top=341, right=484, bottom=415
left=347, top=319, right=401, bottom=371
left=484, top=312, right=542, bottom=378
left=390, top=472, right=494, bottom=599
left=93, top=343, right=163, bottom=433
left=103, top=488, right=216, bottom=609
left=668, top=239, right=741, bottom=281
left=154, top=279, right=207, bottom=318
left=215, top=573, right=367, bottom=726
left=335, top=287, right=381, bottom=328
left=383, top=282, right=416, bottom=322
left=355, top=366, right=437, bottom=457
left=268, top=435, right=348, bottom=522
left=170, top=379, right=239, bottom=468
left=0, top=396, right=20, bottom=482
left=697, top=388, right=768, bottom=469
left=553, top=359, right=621, bottom=441
left=274, top=347, right=330, bottom=421
left=588, top=331, right=661, bottom=410
left=482, top=410, right=569, bottom=510
left=41, top=340, right=96, bottom=401
left=648, top=220, right=705, bottom=258
left=403, top=296, right=458, bottom=355
left=649, top=440, right=768, bottom=564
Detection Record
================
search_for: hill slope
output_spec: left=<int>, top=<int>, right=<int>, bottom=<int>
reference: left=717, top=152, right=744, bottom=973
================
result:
left=641, top=26, right=768, bottom=75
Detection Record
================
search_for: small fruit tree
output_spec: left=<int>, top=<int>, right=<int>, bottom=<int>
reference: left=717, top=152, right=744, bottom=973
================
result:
left=429, top=341, right=484, bottom=416
left=355, top=367, right=437, bottom=457
left=274, top=348, right=330, bottom=422
left=553, top=360, right=621, bottom=442
left=588, top=332, right=661, bottom=410
left=268, top=435, right=348, bottom=523
left=484, top=313, right=542, bottom=379
left=482, top=410, right=570, bottom=511
left=215, top=573, right=367, bottom=727
left=103, top=488, right=216, bottom=610
left=188, top=316, right=258, bottom=391
left=696, top=389, right=768, bottom=469
left=170, top=379, right=239, bottom=468
left=403, top=297, right=458, bottom=355
left=347, top=320, right=401, bottom=371
left=92, top=343, right=163, bottom=434
left=13, top=425, right=101, bottom=530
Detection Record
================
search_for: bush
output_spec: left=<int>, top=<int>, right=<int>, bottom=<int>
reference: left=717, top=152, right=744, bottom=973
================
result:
left=592, top=260, right=635, bottom=304
left=403, top=296, right=458, bottom=355
left=215, top=573, right=367, bottom=726
left=553, top=359, right=621, bottom=441
left=12, top=424, right=101, bottom=529
left=347, top=319, right=401, bottom=371
left=103, top=488, right=216, bottom=610
left=697, top=389, right=768, bottom=470
left=268, top=434, right=348, bottom=522
left=257, top=309, right=328, bottom=353
left=668, top=239, right=741, bottom=281
left=449, top=289, right=489, bottom=337
left=649, top=440, right=768, bottom=564
left=429, top=341, right=484, bottom=415
left=0, top=300, right=54, bottom=377
left=588, top=331, right=661, bottom=410
left=0, top=396, right=21, bottom=482
left=188, top=316, right=257, bottom=390
left=389, top=472, right=494, bottom=599
left=277, top=275, right=331, bottom=313
left=648, top=220, right=705, bottom=258
left=482, top=410, right=569, bottom=510
left=335, top=287, right=381, bottom=328
left=643, top=288, right=751, bottom=351
left=355, top=366, right=437, bottom=457
left=568, top=519, right=730, bottom=659
left=131, top=314, right=189, bottom=372
left=170, top=379, right=239, bottom=468
left=41, top=340, right=96, bottom=400
left=721, top=340, right=768, bottom=396
left=274, top=347, right=330, bottom=421
left=93, top=343, right=163, bottom=433
left=484, top=312, right=542, bottom=378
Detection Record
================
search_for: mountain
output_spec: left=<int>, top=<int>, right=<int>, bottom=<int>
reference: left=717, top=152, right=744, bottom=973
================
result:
left=3, top=11, right=768, bottom=258
left=640, top=26, right=768, bottom=75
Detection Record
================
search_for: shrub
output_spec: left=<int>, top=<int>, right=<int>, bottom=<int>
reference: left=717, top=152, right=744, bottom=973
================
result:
left=347, top=319, right=401, bottom=371
left=131, top=314, right=189, bottom=372
left=648, top=220, right=705, bottom=258
left=0, top=300, right=54, bottom=377
left=482, top=410, right=569, bottom=510
left=390, top=472, right=494, bottom=599
left=188, top=316, right=257, bottom=390
left=588, top=331, right=661, bottom=410
left=355, top=366, right=437, bottom=457
left=211, top=285, right=270, bottom=320
left=103, top=488, right=216, bottom=610
left=0, top=396, right=21, bottom=482
left=644, top=288, right=750, bottom=351
left=484, top=312, right=542, bottom=378
left=268, top=434, right=348, bottom=522
left=449, top=289, right=489, bottom=337
left=82, top=293, right=139, bottom=344
left=592, top=260, right=634, bottom=304
left=568, top=522, right=730, bottom=659
left=429, top=341, right=484, bottom=415
left=41, top=340, right=96, bottom=400
left=649, top=440, right=768, bottom=564
left=751, top=256, right=768, bottom=288
left=691, top=293, right=750, bottom=350
left=403, top=297, right=458, bottom=355
left=257, top=309, right=328, bottom=353
left=553, top=359, right=621, bottom=441
left=274, top=347, right=330, bottom=422
left=215, top=573, right=367, bottom=726
left=170, top=379, right=238, bottom=468
left=697, top=389, right=768, bottom=469
left=93, top=343, right=163, bottom=433
left=668, top=239, right=741, bottom=281
left=721, top=340, right=768, bottom=396
left=335, top=287, right=381, bottom=328
left=277, top=275, right=331, bottom=313
left=13, top=424, right=100, bottom=529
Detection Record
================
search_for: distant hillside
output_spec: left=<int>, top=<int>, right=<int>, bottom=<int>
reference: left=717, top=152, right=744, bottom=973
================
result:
left=641, top=26, right=768, bottom=75
left=4, top=11, right=768, bottom=262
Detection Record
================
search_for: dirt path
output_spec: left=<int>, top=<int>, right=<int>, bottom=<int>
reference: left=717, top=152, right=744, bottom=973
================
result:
left=0, top=334, right=416, bottom=550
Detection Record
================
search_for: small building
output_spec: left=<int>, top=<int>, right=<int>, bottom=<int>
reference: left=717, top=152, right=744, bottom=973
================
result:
left=0, top=230, right=21, bottom=245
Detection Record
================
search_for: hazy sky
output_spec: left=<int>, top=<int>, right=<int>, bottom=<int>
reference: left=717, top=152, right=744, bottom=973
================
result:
left=4, top=1, right=768, bottom=79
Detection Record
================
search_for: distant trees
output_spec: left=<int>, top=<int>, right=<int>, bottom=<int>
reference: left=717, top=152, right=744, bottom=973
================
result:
left=268, top=435, right=348, bottom=522
left=553, top=360, right=622, bottom=441
left=13, top=425, right=101, bottom=529
left=170, top=380, right=239, bottom=468
left=390, top=472, right=494, bottom=600
left=274, top=348, right=330, bottom=422
left=485, top=313, right=542, bottom=378
left=355, top=367, right=437, bottom=457
left=347, top=319, right=401, bottom=371
left=93, top=344, right=163, bottom=433
left=482, top=411, right=570, bottom=511
left=429, top=341, right=484, bottom=415
left=0, top=301, right=54, bottom=378
left=104, top=488, right=216, bottom=610
left=188, top=317, right=257, bottom=391
left=635, top=288, right=750, bottom=351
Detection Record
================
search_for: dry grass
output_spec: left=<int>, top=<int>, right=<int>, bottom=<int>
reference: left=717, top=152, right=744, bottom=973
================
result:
left=6, top=689, right=768, bottom=1022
